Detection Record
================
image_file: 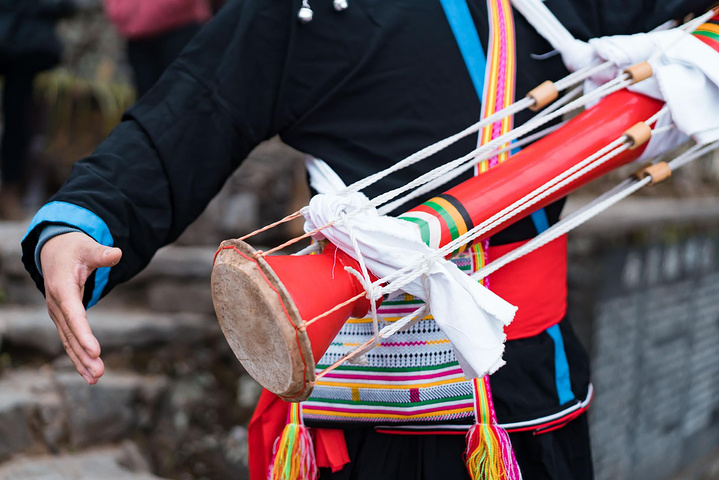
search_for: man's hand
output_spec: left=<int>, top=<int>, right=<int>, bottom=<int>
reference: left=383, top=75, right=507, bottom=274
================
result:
left=40, top=232, right=122, bottom=384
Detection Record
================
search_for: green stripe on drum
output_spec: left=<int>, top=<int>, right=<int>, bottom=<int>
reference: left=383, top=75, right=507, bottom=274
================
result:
left=424, top=200, right=460, bottom=240
left=695, top=29, right=719, bottom=42
left=399, top=216, right=431, bottom=245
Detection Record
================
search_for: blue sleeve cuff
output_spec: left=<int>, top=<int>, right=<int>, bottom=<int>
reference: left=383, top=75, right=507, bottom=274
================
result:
left=24, top=201, right=114, bottom=308
left=35, top=225, right=84, bottom=276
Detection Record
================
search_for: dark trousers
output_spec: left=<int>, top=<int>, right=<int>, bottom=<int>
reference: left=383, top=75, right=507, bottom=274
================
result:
left=127, top=23, right=203, bottom=98
left=0, top=64, right=35, bottom=186
left=318, top=414, right=594, bottom=480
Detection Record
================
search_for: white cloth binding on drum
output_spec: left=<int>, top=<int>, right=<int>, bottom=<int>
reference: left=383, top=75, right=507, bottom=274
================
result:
left=512, top=0, right=719, bottom=153
left=303, top=189, right=517, bottom=379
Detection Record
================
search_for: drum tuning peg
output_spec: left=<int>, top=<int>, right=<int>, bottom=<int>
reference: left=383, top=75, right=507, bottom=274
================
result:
left=334, top=0, right=348, bottom=11
left=298, top=0, right=313, bottom=23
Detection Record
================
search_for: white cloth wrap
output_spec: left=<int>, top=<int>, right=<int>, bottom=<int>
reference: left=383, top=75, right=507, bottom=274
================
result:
left=303, top=189, right=517, bottom=379
left=511, top=0, right=719, bottom=155
left=560, top=31, right=719, bottom=155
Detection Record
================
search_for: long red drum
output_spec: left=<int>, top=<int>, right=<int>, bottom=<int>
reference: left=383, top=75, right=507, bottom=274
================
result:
left=212, top=89, right=664, bottom=401
left=399, top=90, right=663, bottom=248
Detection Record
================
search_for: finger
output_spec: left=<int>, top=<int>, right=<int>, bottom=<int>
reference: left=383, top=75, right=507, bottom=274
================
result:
left=48, top=309, right=96, bottom=383
left=54, top=280, right=102, bottom=359
left=48, top=301, right=104, bottom=379
left=79, top=244, right=122, bottom=271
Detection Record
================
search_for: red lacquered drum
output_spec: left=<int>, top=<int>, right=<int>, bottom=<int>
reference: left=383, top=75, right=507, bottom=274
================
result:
left=212, top=90, right=664, bottom=402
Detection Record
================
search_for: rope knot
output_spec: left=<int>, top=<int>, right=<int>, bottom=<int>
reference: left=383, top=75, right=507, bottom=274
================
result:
left=345, top=266, right=383, bottom=302
left=418, top=254, right=437, bottom=277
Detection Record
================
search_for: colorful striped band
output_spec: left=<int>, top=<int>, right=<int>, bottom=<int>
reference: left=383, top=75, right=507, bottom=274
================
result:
left=400, top=193, right=474, bottom=255
left=693, top=15, right=719, bottom=53
left=477, top=0, right=516, bottom=173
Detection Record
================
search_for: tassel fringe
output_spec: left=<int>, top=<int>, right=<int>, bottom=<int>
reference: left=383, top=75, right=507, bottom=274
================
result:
left=465, top=377, right=522, bottom=480
left=268, top=403, right=318, bottom=480
left=464, top=422, right=522, bottom=480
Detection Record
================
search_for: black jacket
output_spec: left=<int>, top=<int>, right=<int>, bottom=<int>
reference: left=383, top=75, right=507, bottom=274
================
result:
left=21, top=0, right=716, bottom=306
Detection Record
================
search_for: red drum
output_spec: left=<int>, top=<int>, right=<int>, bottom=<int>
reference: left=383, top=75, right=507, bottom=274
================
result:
left=212, top=89, right=664, bottom=401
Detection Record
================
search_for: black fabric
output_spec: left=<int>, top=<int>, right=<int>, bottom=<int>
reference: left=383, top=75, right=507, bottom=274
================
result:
left=127, top=23, right=203, bottom=98
left=491, top=317, right=590, bottom=425
left=317, top=413, right=593, bottom=480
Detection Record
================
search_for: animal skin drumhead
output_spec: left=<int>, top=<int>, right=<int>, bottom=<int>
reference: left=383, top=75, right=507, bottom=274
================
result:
left=211, top=239, right=315, bottom=401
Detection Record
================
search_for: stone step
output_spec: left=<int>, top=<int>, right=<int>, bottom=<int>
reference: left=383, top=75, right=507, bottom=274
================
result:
left=0, top=442, right=167, bottom=479
left=108, top=245, right=218, bottom=314
left=0, top=307, right=221, bottom=357
left=0, top=363, right=252, bottom=479
left=0, top=368, right=169, bottom=461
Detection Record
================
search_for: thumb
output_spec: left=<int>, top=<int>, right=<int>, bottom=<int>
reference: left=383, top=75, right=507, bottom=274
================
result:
left=82, top=243, right=122, bottom=270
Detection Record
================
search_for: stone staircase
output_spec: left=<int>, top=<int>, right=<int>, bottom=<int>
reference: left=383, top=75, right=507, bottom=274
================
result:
left=0, top=221, right=257, bottom=480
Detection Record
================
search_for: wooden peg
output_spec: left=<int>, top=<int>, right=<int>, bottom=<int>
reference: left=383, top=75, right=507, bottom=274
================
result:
left=624, top=122, right=652, bottom=149
left=635, top=161, right=672, bottom=185
left=527, top=81, right=559, bottom=111
left=624, top=61, right=653, bottom=85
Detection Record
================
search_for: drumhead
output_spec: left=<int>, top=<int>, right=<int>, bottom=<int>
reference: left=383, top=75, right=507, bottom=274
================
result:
left=211, top=239, right=315, bottom=401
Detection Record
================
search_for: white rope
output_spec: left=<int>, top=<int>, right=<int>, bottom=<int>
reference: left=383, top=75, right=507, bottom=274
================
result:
left=364, top=74, right=633, bottom=215
left=534, top=85, right=583, bottom=119
left=343, top=213, right=382, bottom=345
left=438, top=106, right=668, bottom=255
left=376, top=83, right=583, bottom=215
left=342, top=54, right=622, bottom=199
left=378, top=119, right=569, bottom=214
left=308, top=8, right=717, bottom=372
left=344, top=98, right=533, bottom=195
left=667, top=139, right=719, bottom=170
left=343, top=2, right=708, bottom=207
left=682, top=9, right=718, bottom=32
left=380, top=304, right=429, bottom=337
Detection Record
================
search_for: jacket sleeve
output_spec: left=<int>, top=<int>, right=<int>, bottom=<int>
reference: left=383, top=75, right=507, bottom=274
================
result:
left=21, top=0, right=297, bottom=307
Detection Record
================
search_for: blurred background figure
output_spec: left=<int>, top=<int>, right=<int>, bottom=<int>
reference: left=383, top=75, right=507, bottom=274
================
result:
left=103, top=0, right=212, bottom=97
left=0, top=0, right=76, bottom=220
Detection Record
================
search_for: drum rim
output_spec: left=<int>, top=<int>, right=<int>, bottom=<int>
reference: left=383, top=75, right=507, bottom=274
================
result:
left=212, top=239, right=316, bottom=402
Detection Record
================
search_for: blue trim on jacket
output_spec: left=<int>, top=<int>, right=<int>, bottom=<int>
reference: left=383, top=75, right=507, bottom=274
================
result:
left=24, top=201, right=114, bottom=308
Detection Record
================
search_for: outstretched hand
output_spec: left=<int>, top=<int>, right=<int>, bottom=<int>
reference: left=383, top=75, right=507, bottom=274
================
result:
left=40, top=232, right=122, bottom=384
